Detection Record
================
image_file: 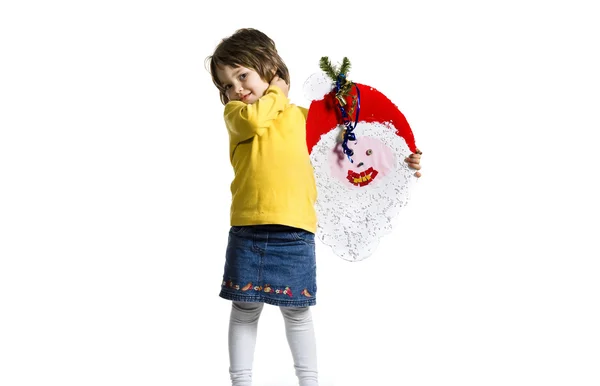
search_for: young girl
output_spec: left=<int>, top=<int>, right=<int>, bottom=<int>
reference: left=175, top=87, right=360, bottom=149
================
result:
left=207, top=28, right=421, bottom=386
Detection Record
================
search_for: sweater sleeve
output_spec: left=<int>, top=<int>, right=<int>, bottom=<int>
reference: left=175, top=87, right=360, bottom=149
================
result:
left=224, top=86, right=289, bottom=144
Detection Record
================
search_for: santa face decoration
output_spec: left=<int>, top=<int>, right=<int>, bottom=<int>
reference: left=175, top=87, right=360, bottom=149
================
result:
left=328, top=134, right=394, bottom=188
left=305, top=69, right=419, bottom=262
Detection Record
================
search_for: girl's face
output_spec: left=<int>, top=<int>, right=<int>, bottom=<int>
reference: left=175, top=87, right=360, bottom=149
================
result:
left=216, top=65, right=269, bottom=105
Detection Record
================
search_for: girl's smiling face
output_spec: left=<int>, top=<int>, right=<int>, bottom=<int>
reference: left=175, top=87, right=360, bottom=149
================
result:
left=216, top=65, right=270, bottom=104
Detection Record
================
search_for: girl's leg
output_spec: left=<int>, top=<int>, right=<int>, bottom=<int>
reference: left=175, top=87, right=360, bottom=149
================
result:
left=280, top=306, right=319, bottom=386
left=229, top=301, right=264, bottom=386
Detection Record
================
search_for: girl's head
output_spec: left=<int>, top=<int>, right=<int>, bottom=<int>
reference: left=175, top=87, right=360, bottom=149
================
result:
left=207, top=28, right=290, bottom=105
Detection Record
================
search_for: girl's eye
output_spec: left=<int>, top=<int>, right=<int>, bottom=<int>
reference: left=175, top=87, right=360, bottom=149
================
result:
left=239, top=73, right=247, bottom=80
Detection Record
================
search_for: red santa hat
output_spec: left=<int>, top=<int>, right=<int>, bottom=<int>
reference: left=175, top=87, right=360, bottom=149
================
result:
left=305, top=83, right=418, bottom=155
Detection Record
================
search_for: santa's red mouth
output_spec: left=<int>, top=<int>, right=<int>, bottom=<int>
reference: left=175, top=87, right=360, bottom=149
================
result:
left=346, top=166, right=379, bottom=187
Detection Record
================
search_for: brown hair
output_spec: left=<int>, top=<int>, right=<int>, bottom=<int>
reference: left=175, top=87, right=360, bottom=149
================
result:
left=206, top=28, right=290, bottom=105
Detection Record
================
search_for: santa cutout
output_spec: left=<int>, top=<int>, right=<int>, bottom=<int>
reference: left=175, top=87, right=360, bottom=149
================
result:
left=304, top=57, right=419, bottom=261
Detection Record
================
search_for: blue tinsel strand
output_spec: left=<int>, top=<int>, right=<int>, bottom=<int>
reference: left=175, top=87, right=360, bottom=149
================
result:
left=336, top=74, right=361, bottom=163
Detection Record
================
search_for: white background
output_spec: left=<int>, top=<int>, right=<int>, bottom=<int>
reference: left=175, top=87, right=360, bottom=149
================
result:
left=1, top=1, right=599, bottom=385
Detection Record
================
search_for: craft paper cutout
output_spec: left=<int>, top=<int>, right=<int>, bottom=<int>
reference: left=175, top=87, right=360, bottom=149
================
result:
left=305, top=57, right=419, bottom=262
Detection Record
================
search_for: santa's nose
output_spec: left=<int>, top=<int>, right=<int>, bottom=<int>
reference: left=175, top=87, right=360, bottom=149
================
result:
left=357, top=162, right=364, bottom=168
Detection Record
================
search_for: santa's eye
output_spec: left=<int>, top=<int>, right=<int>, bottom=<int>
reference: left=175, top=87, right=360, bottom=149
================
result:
left=366, top=149, right=373, bottom=156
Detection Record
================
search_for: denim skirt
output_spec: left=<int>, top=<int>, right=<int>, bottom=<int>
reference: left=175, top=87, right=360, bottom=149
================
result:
left=219, top=225, right=317, bottom=307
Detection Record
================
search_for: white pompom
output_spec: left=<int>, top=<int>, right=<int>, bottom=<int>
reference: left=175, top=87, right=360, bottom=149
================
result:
left=302, top=71, right=334, bottom=101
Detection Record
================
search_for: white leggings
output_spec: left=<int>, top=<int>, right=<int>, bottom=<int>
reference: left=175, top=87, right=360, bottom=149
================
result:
left=228, top=301, right=318, bottom=386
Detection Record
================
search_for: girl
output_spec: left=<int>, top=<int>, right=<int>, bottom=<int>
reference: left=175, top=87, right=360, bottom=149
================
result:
left=207, top=28, right=422, bottom=386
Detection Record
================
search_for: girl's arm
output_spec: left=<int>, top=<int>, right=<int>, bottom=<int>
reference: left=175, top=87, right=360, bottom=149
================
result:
left=224, top=86, right=288, bottom=144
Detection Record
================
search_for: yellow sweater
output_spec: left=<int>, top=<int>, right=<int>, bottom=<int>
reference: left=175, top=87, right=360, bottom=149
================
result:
left=224, top=86, right=317, bottom=233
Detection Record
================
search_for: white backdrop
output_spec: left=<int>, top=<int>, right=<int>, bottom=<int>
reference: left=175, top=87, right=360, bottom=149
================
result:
left=1, top=1, right=599, bottom=385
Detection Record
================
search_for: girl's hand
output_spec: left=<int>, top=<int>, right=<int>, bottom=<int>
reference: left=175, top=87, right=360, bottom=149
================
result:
left=405, top=149, right=422, bottom=178
left=270, top=75, right=289, bottom=97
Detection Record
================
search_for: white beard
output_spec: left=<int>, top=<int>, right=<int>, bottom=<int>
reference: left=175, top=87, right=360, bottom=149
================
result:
left=310, top=121, right=417, bottom=261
